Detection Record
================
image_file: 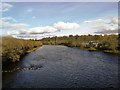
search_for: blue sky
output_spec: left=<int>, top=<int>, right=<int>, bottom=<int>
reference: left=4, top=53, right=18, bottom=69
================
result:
left=1, top=2, right=118, bottom=39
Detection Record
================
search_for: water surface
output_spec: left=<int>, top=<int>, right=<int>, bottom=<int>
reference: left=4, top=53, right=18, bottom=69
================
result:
left=2, top=45, right=118, bottom=88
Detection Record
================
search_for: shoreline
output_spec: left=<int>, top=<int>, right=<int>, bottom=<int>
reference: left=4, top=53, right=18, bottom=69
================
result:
left=2, top=46, right=41, bottom=71
left=2, top=45, right=119, bottom=71
left=2, top=37, right=42, bottom=63
left=2, top=44, right=119, bottom=66
left=61, top=45, right=120, bottom=54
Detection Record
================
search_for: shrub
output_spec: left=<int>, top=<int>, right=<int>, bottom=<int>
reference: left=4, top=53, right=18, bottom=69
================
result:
left=2, top=37, right=42, bottom=63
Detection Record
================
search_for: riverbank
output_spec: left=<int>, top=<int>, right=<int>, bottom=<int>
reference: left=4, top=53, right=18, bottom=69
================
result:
left=2, top=46, right=40, bottom=71
left=41, top=34, right=120, bottom=54
left=65, top=45, right=120, bottom=54
left=1, top=37, right=42, bottom=63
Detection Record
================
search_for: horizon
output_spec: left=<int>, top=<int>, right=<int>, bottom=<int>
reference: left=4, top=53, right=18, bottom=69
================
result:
left=1, top=2, right=118, bottom=39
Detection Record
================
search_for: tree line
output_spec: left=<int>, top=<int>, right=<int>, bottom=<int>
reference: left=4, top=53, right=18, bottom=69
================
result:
left=41, top=34, right=120, bottom=53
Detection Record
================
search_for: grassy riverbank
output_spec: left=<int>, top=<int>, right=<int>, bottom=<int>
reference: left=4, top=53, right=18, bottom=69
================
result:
left=42, top=34, right=120, bottom=54
left=1, top=37, right=42, bottom=63
left=1, top=34, right=119, bottom=64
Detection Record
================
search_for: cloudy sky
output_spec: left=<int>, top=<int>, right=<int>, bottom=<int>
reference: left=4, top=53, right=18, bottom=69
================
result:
left=1, top=2, right=118, bottom=39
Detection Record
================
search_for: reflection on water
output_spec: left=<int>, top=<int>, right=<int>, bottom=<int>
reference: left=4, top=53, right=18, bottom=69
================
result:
left=2, top=45, right=119, bottom=88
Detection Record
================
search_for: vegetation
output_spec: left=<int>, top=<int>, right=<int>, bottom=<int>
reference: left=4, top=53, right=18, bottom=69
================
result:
left=1, top=34, right=119, bottom=64
left=1, top=37, right=42, bottom=63
left=42, top=34, right=120, bottom=54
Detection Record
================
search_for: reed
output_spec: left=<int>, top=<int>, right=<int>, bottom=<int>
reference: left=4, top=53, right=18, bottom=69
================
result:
left=1, top=37, right=42, bottom=63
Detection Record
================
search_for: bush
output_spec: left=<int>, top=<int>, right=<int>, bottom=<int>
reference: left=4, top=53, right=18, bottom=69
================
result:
left=1, top=37, right=42, bottom=63
left=41, top=34, right=119, bottom=53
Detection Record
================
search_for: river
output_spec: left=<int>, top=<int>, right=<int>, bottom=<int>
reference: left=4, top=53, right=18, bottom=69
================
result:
left=2, top=45, right=119, bottom=88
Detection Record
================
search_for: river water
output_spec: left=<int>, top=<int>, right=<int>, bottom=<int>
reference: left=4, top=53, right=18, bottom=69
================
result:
left=2, top=45, right=119, bottom=88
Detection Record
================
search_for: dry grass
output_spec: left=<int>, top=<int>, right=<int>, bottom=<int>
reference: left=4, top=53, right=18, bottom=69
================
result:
left=1, top=37, right=42, bottom=63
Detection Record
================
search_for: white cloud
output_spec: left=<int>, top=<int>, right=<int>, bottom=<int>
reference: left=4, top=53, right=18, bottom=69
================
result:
left=29, top=26, right=58, bottom=34
left=84, top=16, right=118, bottom=34
left=0, top=17, right=29, bottom=29
left=18, top=26, right=57, bottom=35
left=5, top=21, right=81, bottom=39
left=94, top=23, right=118, bottom=34
left=1, top=17, right=30, bottom=36
left=54, top=21, right=80, bottom=30
left=0, top=3, right=13, bottom=12
left=108, top=17, right=118, bottom=24
left=6, top=21, right=80, bottom=37
left=7, top=30, right=20, bottom=35
left=84, top=17, right=118, bottom=26
left=95, top=30, right=118, bottom=34
left=7, top=26, right=58, bottom=35
left=84, top=19, right=105, bottom=25
left=1, top=17, right=17, bottom=22
left=2, top=22, right=29, bottom=29
left=10, top=23, right=29, bottom=29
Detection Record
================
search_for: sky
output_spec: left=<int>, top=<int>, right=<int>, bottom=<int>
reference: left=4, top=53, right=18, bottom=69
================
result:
left=0, top=2, right=118, bottom=39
